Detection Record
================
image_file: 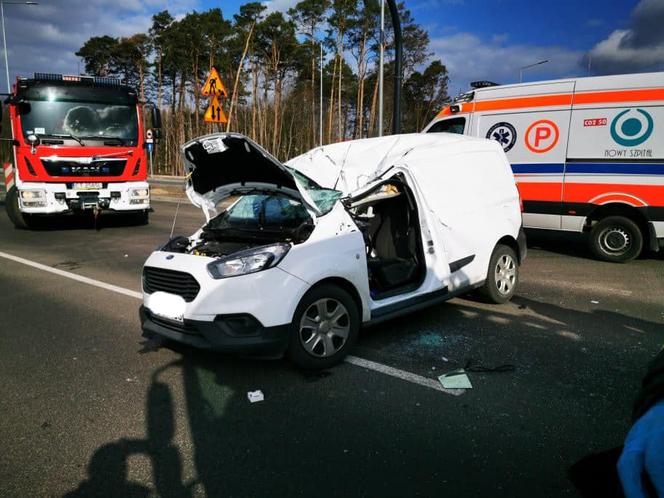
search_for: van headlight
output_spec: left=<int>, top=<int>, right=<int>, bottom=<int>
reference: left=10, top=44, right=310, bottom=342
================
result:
left=207, top=243, right=290, bottom=279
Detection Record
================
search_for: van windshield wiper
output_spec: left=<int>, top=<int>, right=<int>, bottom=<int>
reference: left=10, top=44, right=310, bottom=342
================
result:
left=46, top=133, right=85, bottom=146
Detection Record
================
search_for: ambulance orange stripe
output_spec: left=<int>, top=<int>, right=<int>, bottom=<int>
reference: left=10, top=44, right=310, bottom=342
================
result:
left=473, top=94, right=572, bottom=112
left=573, top=88, right=664, bottom=105
left=563, top=183, right=664, bottom=206
left=516, top=182, right=562, bottom=202
left=516, top=181, right=664, bottom=207
left=436, top=87, right=664, bottom=118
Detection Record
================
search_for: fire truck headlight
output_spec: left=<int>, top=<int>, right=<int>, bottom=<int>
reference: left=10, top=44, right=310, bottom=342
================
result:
left=130, top=188, right=149, bottom=205
left=20, top=189, right=47, bottom=207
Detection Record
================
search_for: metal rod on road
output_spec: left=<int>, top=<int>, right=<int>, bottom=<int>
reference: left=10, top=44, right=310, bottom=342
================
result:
left=378, top=0, right=384, bottom=137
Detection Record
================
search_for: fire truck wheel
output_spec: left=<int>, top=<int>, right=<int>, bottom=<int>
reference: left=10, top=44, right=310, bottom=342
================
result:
left=5, top=187, right=30, bottom=229
left=589, top=216, right=643, bottom=263
left=132, top=211, right=149, bottom=225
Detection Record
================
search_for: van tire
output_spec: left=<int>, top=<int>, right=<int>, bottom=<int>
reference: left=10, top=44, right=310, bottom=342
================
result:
left=5, top=187, right=30, bottom=229
left=287, top=284, right=360, bottom=370
left=480, top=244, right=519, bottom=304
left=589, top=216, right=642, bottom=263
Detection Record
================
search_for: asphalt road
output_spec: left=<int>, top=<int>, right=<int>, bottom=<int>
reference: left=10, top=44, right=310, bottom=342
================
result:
left=1, top=200, right=663, bottom=497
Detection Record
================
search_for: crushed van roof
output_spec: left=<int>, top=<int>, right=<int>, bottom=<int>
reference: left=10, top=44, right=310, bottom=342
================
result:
left=286, top=132, right=501, bottom=193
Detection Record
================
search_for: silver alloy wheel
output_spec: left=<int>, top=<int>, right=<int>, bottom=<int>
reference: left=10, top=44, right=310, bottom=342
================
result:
left=299, top=298, right=350, bottom=358
left=495, top=253, right=516, bottom=295
left=599, top=227, right=630, bottom=255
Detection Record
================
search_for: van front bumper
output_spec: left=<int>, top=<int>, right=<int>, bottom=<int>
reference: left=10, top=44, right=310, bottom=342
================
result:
left=139, top=305, right=290, bottom=354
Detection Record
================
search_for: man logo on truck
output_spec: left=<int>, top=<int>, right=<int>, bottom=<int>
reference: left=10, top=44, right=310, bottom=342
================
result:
left=610, top=109, right=653, bottom=147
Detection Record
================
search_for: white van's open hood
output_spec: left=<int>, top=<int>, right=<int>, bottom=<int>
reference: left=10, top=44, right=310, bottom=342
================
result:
left=182, top=133, right=320, bottom=220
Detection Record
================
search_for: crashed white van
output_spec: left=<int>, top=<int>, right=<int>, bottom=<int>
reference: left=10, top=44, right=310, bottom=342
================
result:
left=140, top=132, right=526, bottom=368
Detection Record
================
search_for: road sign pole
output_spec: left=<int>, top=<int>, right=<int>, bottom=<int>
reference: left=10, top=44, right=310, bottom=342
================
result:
left=149, top=146, right=153, bottom=178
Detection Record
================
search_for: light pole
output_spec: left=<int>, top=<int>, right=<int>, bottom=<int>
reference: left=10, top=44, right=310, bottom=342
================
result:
left=519, top=59, right=549, bottom=83
left=378, top=0, right=384, bottom=137
left=1, top=1, right=38, bottom=92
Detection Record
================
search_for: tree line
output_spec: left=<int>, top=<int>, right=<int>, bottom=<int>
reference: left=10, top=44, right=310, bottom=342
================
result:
left=75, top=1, right=450, bottom=175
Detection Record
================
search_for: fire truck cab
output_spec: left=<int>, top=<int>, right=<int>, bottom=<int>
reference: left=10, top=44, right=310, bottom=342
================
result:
left=424, top=72, right=664, bottom=262
left=3, top=73, right=160, bottom=228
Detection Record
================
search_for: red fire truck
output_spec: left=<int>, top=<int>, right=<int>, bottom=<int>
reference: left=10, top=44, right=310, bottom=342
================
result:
left=2, top=73, right=160, bottom=228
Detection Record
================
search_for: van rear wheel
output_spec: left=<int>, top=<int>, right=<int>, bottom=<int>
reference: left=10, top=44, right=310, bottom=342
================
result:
left=480, top=244, right=519, bottom=304
left=589, top=216, right=642, bottom=263
left=287, top=284, right=360, bottom=370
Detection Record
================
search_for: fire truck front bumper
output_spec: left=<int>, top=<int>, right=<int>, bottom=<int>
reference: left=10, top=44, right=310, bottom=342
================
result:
left=16, top=181, right=150, bottom=214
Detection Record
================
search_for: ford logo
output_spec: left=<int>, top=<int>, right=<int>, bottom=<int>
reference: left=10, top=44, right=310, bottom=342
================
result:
left=166, top=255, right=174, bottom=260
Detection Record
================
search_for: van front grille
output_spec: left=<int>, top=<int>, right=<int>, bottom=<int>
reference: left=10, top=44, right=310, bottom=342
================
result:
left=142, top=267, right=200, bottom=302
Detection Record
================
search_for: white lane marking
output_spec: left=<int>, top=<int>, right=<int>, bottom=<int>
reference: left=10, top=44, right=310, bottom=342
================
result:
left=0, top=250, right=143, bottom=300
left=0, top=250, right=461, bottom=396
left=345, top=356, right=465, bottom=396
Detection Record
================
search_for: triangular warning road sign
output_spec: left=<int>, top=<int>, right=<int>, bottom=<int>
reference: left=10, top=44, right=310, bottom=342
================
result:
left=204, top=95, right=228, bottom=124
left=201, top=67, right=228, bottom=97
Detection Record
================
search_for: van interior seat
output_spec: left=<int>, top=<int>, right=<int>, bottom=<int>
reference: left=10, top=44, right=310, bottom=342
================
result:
left=357, top=186, right=424, bottom=296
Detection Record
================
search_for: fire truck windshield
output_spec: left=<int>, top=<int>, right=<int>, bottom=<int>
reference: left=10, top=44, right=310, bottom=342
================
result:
left=17, top=84, right=139, bottom=146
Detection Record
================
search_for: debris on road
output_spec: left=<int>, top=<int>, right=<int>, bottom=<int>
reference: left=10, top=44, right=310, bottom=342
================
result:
left=591, top=300, right=599, bottom=304
left=464, top=359, right=516, bottom=373
left=247, top=390, right=265, bottom=403
left=438, top=369, right=473, bottom=389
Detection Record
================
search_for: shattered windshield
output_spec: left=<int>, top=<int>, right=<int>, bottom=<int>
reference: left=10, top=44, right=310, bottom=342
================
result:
left=286, top=167, right=342, bottom=214
left=208, top=193, right=311, bottom=232
left=17, top=83, right=138, bottom=145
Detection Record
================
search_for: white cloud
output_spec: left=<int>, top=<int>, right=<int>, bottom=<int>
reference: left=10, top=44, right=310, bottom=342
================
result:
left=586, top=0, right=664, bottom=74
left=262, top=0, right=300, bottom=15
left=429, top=32, right=583, bottom=94
left=1, top=0, right=199, bottom=88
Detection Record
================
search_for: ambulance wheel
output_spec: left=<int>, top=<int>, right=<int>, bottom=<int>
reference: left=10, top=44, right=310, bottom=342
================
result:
left=589, top=216, right=642, bottom=263
left=480, top=244, right=519, bottom=304
left=287, top=284, right=360, bottom=370
left=5, top=187, right=30, bottom=229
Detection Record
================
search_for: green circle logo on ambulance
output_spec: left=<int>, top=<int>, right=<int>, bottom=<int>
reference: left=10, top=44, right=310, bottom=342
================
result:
left=610, top=109, right=653, bottom=147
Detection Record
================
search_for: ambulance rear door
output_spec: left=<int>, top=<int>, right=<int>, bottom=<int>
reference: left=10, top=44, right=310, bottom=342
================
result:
left=564, top=73, right=664, bottom=231
left=474, top=81, right=575, bottom=230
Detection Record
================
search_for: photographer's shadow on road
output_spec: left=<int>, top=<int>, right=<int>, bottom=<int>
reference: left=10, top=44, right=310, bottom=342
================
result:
left=64, top=361, right=195, bottom=498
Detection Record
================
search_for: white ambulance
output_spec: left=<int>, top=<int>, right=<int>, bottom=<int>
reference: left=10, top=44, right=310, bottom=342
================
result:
left=424, top=72, right=664, bottom=262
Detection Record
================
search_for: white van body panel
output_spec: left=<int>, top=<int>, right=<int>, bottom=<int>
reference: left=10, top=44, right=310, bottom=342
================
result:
left=141, top=133, right=523, bottom=354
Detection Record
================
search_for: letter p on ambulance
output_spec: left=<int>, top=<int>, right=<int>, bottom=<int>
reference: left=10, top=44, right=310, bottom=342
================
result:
left=525, top=119, right=560, bottom=153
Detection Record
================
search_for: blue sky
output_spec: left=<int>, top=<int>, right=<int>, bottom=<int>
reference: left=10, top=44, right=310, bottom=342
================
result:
left=2, top=0, right=661, bottom=95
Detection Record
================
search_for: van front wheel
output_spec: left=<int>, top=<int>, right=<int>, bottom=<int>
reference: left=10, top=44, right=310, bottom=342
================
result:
left=589, top=216, right=643, bottom=263
left=287, top=284, right=360, bottom=370
left=480, top=244, right=519, bottom=304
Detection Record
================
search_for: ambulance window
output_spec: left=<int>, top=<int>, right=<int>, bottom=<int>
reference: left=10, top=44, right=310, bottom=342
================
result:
left=427, top=117, right=466, bottom=134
